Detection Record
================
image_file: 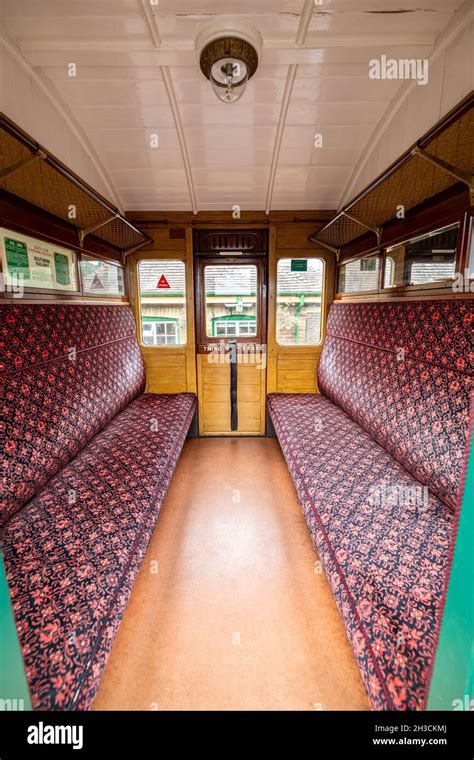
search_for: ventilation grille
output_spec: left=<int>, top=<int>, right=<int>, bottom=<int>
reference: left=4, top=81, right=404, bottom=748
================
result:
left=195, top=229, right=267, bottom=255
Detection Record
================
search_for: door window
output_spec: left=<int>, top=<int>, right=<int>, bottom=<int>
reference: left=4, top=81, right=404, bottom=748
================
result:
left=204, top=264, right=258, bottom=339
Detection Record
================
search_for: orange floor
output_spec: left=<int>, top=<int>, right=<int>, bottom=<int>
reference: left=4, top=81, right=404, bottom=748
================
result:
left=93, top=438, right=369, bottom=711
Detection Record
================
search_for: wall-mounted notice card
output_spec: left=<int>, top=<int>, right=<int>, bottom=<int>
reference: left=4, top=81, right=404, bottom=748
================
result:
left=1, top=228, right=77, bottom=292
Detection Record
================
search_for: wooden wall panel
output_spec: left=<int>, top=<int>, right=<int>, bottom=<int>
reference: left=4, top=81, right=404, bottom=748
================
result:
left=237, top=362, right=266, bottom=434
left=141, top=350, right=188, bottom=394
left=276, top=224, right=327, bottom=250
left=197, top=353, right=266, bottom=436
left=276, top=353, right=321, bottom=393
left=128, top=229, right=197, bottom=397
left=197, top=355, right=231, bottom=434
left=125, top=212, right=337, bottom=427
left=141, top=227, right=187, bottom=252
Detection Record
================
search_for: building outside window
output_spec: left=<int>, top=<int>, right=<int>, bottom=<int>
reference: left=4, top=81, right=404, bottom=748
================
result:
left=212, top=316, right=257, bottom=337
left=138, top=260, right=187, bottom=346
left=276, top=258, right=324, bottom=346
left=142, top=317, right=179, bottom=346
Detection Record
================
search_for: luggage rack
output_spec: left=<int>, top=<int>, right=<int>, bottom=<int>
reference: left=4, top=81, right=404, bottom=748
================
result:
left=0, top=113, right=153, bottom=258
left=310, top=93, right=474, bottom=257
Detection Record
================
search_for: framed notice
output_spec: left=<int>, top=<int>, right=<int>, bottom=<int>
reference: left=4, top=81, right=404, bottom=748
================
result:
left=0, top=228, right=78, bottom=292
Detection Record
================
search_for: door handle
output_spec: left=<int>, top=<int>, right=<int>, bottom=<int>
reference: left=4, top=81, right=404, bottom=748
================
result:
left=228, top=341, right=238, bottom=432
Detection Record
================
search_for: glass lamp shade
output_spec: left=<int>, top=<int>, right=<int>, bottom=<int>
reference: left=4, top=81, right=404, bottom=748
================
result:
left=210, top=58, right=249, bottom=103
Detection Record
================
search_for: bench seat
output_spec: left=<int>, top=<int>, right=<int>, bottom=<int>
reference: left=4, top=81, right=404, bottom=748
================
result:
left=267, top=392, right=454, bottom=711
left=2, top=392, right=196, bottom=710
left=268, top=299, right=472, bottom=710
left=1, top=304, right=196, bottom=710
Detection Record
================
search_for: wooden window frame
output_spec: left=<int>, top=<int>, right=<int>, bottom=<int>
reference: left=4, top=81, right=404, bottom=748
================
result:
left=275, top=256, right=326, bottom=348
left=337, top=252, right=381, bottom=298
left=195, top=256, right=267, bottom=349
left=136, top=257, right=188, bottom=348
left=335, top=187, right=471, bottom=300
left=79, top=253, right=126, bottom=300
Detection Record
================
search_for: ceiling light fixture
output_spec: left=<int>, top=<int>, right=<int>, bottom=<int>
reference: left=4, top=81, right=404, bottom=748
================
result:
left=197, top=26, right=260, bottom=104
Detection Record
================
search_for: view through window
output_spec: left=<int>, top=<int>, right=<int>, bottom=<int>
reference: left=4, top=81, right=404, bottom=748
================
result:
left=276, top=258, right=324, bottom=346
left=338, top=255, right=380, bottom=294
left=204, top=265, right=258, bottom=338
left=80, top=257, right=124, bottom=296
left=138, top=260, right=187, bottom=346
left=384, top=225, right=458, bottom=288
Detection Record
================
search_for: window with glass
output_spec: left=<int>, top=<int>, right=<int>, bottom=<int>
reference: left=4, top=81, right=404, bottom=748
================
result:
left=141, top=318, right=179, bottom=346
left=138, top=260, right=187, bottom=346
left=276, top=258, right=324, bottom=346
left=383, top=224, right=458, bottom=288
left=212, top=317, right=257, bottom=337
left=80, top=256, right=125, bottom=296
left=204, top=265, right=258, bottom=338
left=338, top=255, right=380, bottom=294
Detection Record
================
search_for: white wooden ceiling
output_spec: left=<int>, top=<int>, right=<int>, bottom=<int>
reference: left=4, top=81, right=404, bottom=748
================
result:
left=0, top=0, right=467, bottom=213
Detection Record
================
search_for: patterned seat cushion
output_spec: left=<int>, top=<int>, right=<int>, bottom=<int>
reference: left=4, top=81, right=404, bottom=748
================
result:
left=1, top=305, right=146, bottom=525
left=318, top=301, right=473, bottom=510
left=267, top=393, right=455, bottom=711
left=2, top=392, right=197, bottom=710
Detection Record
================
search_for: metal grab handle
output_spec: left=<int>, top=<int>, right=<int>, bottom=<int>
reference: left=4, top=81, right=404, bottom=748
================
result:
left=228, top=341, right=238, bottom=432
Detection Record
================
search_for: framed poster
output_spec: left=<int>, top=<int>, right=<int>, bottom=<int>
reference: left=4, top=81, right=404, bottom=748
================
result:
left=0, top=228, right=78, bottom=292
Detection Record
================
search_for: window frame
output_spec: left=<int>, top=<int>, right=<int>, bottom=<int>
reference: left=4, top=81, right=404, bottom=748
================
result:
left=137, top=258, right=188, bottom=348
left=275, top=256, right=326, bottom=347
left=79, top=253, right=126, bottom=298
left=203, top=262, right=259, bottom=341
left=380, top=222, right=460, bottom=293
left=195, top=257, right=267, bottom=347
left=337, top=253, right=381, bottom=297
left=335, top=194, right=469, bottom=300
left=141, top=317, right=180, bottom=346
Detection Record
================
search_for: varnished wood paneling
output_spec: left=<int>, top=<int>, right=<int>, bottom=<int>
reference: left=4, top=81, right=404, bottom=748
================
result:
left=143, top=227, right=187, bottom=251
left=197, top=354, right=231, bottom=434
left=237, top=364, right=263, bottom=385
left=128, top=230, right=197, bottom=396
left=237, top=359, right=265, bottom=433
left=201, top=361, right=230, bottom=385
left=141, top=349, right=188, bottom=394
left=197, top=353, right=266, bottom=436
left=277, top=225, right=329, bottom=250
left=238, top=384, right=261, bottom=402
left=128, top=210, right=334, bottom=226
left=126, top=213, right=338, bottom=417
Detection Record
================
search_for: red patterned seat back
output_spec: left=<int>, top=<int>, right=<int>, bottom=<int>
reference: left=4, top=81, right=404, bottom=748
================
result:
left=318, top=300, right=473, bottom=510
left=1, top=304, right=146, bottom=525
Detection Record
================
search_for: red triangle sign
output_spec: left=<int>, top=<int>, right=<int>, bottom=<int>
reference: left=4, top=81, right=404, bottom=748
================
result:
left=157, top=274, right=170, bottom=289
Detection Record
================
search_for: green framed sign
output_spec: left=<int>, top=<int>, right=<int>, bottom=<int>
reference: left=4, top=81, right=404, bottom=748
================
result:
left=291, top=260, right=308, bottom=272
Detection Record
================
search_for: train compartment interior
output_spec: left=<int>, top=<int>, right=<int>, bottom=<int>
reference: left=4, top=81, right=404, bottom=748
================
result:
left=0, top=0, right=473, bottom=736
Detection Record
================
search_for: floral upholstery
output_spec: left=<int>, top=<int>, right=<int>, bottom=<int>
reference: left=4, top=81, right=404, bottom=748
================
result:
left=1, top=304, right=196, bottom=710
left=2, top=393, right=196, bottom=710
left=268, top=300, right=473, bottom=711
left=1, top=305, right=146, bottom=524
left=318, top=301, right=473, bottom=510
left=267, top=393, right=454, bottom=711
